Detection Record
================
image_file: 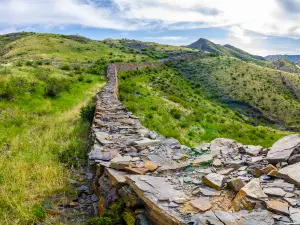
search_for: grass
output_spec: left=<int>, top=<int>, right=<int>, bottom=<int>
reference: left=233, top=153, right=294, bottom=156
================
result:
left=119, top=66, right=288, bottom=147
left=167, top=56, right=300, bottom=128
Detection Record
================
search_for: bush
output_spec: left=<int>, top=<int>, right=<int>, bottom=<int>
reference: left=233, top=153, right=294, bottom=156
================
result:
left=80, top=101, right=96, bottom=123
left=45, top=77, right=71, bottom=98
left=60, top=64, right=71, bottom=70
left=170, top=108, right=182, bottom=119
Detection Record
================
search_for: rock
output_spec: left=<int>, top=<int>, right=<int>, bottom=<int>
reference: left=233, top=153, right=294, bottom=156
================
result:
left=251, top=156, right=265, bottom=163
left=288, top=154, right=300, bottom=164
left=237, top=211, right=274, bottom=224
left=217, top=167, right=235, bottom=175
left=202, top=173, right=225, bottom=190
left=144, top=161, right=158, bottom=172
left=125, top=167, right=149, bottom=175
left=244, top=145, right=263, bottom=156
left=96, top=132, right=113, bottom=145
left=213, top=211, right=239, bottom=225
left=266, top=200, right=290, bottom=215
left=199, top=187, right=221, bottom=196
left=133, top=138, right=161, bottom=147
left=227, top=178, right=245, bottom=192
left=189, top=197, right=212, bottom=212
left=263, top=187, right=286, bottom=197
left=77, top=185, right=89, bottom=192
left=239, top=178, right=268, bottom=200
left=284, top=197, right=300, bottom=206
left=277, top=162, right=300, bottom=186
left=168, top=202, right=179, bottom=208
left=290, top=207, right=300, bottom=223
left=192, top=154, right=213, bottom=166
left=212, top=158, right=222, bottom=167
left=267, top=134, right=300, bottom=163
left=261, top=164, right=277, bottom=174
left=237, top=170, right=247, bottom=176
left=88, top=150, right=103, bottom=160
left=210, top=138, right=240, bottom=157
left=191, top=211, right=223, bottom=225
left=183, top=176, right=193, bottom=183
left=105, top=168, right=127, bottom=187
left=135, top=213, right=155, bottom=225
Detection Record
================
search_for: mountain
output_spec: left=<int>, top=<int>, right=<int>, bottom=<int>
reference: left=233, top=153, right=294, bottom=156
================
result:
left=188, top=38, right=269, bottom=66
left=265, top=54, right=300, bottom=63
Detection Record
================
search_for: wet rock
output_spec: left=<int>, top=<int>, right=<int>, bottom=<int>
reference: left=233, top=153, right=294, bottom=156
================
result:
left=263, top=187, right=286, bottom=197
left=202, top=173, right=225, bottom=190
left=227, top=178, right=245, bottom=192
left=189, top=197, right=212, bottom=212
left=277, top=162, right=300, bottom=186
left=267, top=134, right=300, bottom=163
left=239, top=178, right=268, bottom=200
left=266, top=200, right=290, bottom=215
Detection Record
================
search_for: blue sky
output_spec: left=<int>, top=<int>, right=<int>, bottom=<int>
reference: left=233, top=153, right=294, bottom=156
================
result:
left=2, top=0, right=300, bottom=56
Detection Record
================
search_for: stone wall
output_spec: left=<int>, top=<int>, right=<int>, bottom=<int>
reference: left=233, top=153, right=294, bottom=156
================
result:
left=87, top=62, right=300, bottom=225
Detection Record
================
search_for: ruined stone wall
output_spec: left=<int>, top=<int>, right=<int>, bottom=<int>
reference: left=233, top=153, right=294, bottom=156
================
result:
left=88, top=61, right=300, bottom=225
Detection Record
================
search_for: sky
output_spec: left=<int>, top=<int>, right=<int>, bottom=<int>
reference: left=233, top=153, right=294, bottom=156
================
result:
left=2, top=0, right=300, bottom=56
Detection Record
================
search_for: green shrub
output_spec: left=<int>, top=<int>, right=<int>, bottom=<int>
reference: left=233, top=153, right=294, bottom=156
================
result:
left=80, top=101, right=96, bottom=124
left=44, top=77, right=71, bottom=98
left=170, top=108, right=182, bottom=119
left=60, top=64, right=71, bottom=70
left=25, top=61, right=33, bottom=66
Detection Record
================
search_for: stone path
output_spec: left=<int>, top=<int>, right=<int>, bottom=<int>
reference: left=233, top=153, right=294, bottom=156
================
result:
left=88, top=62, right=300, bottom=225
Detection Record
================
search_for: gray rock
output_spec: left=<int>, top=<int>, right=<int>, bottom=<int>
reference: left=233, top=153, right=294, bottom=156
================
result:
left=191, top=211, right=223, bottom=225
left=241, top=178, right=268, bottom=200
left=227, top=178, right=245, bottom=192
left=267, top=134, right=300, bottom=163
left=290, top=207, right=300, bottom=223
left=278, top=162, right=300, bottom=186
left=133, top=138, right=161, bottom=147
left=199, top=187, right=221, bottom=196
left=244, top=145, right=263, bottom=156
left=214, top=211, right=239, bottom=225
left=266, top=200, right=290, bottom=215
left=237, top=211, right=274, bottom=225
left=210, top=138, right=240, bottom=157
left=288, top=154, right=300, bottom=165
left=183, top=176, right=193, bottom=183
left=77, top=185, right=89, bottom=192
left=284, top=197, right=300, bottom=206
left=263, top=187, right=286, bottom=197
left=202, top=173, right=225, bottom=190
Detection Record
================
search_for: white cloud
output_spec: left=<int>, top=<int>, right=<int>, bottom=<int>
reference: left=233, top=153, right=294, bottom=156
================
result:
left=1, top=0, right=300, bottom=41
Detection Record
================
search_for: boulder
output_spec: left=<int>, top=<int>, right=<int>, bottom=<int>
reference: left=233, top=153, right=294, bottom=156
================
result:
left=239, top=178, right=268, bottom=200
left=277, top=162, right=300, bottom=186
left=266, top=200, right=290, bottom=215
left=244, top=145, right=263, bottom=156
left=202, top=173, right=225, bottom=190
left=227, top=178, right=245, bottom=192
left=192, top=154, right=213, bottom=166
left=267, top=134, right=300, bottom=163
left=210, top=138, right=240, bottom=157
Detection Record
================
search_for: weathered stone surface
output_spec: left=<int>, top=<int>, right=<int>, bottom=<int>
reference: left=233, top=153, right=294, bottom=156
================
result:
left=214, top=211, right=239, bottom=225
left=240, top=178, right=268, bottom=200
left=125, top=167, right=149, bottom=175
left=284, top=197, right=300, bottom=206
left=144, top=161, right=158, bottom=172
left=105, top=168, right=127, bottom=187
left=237, top=211, right=274, bottom=225
left=133, top=138, right=161, bottom=147
left=263, top=187, right=286, bottom=197
left=244, top=145, right=263, bottom=156
left=267, top=134, right=300, bottom=163
left=227, top=178, right=245, bottom=192
left=278, top=162, right=300, bottom=186
left=96, top=132, right=113, bottom=145
left=217, top=167, right=235, bottom=175
left=210, top=138, right=240, bottom=157
left=189, top=197, right=212, bottom=212
left=288, top=154, right=300, bottom=165
left=212, top=158, right=222, bottom=167
left=202, top=173, right=224, bottom=190
left=266, top=200, right=290, bottom=215
left=190, top=211, right=223, bottom=225
left=192, top=154, right=213, bottom=166
left=199, top=187, right=221, bottom=196
left=290, top=207, right=300, bottom=223
left=261, top=164, right=277, bottom=174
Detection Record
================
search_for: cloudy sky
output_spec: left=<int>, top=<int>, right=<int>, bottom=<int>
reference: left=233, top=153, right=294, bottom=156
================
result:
left=2, top=0, right=300, bottom=56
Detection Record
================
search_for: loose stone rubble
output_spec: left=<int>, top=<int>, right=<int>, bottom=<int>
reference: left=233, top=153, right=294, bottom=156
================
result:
left=88, top=62, right=300, bottom=224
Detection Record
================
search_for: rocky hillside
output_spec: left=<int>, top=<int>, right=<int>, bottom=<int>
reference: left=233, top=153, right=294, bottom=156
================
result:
left=272, top=58, right=300, bottom=73
left=265, top=54, right=300, bottom=63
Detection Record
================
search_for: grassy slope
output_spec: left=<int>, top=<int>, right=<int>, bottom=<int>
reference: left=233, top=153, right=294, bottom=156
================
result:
left=167, top=55, right=300, bottom=128
left=0, top=33, right=197, bottom=224
left=119, top=66, right=287, bottom=147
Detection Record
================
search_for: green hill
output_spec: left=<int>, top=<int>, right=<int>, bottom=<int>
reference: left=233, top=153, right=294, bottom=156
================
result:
left=272, top=58, right=300, bottom=73
left=188, top=38, right=270, bottom=67
left=166, top=55, right=300, bottom=129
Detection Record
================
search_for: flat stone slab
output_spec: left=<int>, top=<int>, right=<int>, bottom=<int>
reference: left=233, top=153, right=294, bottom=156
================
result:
left=133, top=138, right=161, bottom=147
left=278, top=162, right=300, bottom=186
left=105, top=168, right=128, bottom=187
left=192, top=154, right=213, bottom=166
left=267, top=134, right=300, bottom=163
left=126, top=175, right=187, bottom=224
left=263, top=187, right=286, bottom=197
left=189, top=197, right=212, bottom=212
left=266, top=200, right=290, bottom=215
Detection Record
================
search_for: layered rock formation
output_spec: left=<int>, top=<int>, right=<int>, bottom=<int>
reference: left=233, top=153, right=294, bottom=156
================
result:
left=88, top=62, right=300, bottom=224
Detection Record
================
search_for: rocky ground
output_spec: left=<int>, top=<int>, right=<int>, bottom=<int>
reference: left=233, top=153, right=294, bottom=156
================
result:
left=87, top=63, right=300, bottom=225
